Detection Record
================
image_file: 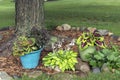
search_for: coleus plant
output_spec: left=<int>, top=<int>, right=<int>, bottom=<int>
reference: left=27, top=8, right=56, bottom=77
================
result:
left=76, top=31, right=106, bottom=51
left=42, top=50, right=78, bottom=72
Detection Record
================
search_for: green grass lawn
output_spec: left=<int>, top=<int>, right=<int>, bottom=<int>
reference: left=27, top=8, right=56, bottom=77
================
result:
left=15, top=72, right=120, bottom=80
left=0, top=0, right=15, bottom=28
left=45, top=0, right=120, bottom=35
left=0, top=0, right=120, bottom=35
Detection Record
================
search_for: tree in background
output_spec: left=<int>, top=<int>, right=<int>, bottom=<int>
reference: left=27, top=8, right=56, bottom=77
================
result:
left=15, top=0, right=44, bottom=35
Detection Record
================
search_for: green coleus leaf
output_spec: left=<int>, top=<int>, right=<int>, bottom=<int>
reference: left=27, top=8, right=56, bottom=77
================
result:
left=76, top=36, right=81, bottom=45
left=98, top=37, right=104, bottom=41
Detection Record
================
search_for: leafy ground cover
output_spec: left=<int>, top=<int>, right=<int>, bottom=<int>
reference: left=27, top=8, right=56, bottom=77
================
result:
left=0, top=0, right=120, bottom=35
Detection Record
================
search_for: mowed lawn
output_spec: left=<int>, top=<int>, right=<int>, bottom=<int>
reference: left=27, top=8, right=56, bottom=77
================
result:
left=0, top=0, right=15, bottom=28
left=0, top=0, right=120, bottom=35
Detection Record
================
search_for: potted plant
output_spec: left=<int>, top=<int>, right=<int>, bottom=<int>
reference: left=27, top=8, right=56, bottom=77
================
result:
left=12, top=27, right=49, bottom=69
left=12, top=35, right=43, bottom=69
left=42, top=49, right=78, bottom=72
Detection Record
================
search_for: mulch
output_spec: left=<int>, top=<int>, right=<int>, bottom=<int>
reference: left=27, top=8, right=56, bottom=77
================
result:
left=0, top=27, right=120, bottom=77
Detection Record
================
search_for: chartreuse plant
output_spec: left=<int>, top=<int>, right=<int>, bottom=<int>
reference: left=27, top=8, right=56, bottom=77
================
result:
left=12, top=36, right=38, bottom=56
left=76, top=31, right=106, bottom=51
left=42, top=50, right=78, bottom=72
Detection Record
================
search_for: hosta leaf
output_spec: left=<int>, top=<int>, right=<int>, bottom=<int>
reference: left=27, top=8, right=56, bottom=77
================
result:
left=94, top=54, right=103, bottom=60
left=90, top=60, right=97, bottom=67
left=107, top=54, right=116, bottom=61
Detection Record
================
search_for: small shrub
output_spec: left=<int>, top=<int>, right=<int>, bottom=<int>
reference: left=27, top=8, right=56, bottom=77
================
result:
left=43, top=50, right=78, bottom=72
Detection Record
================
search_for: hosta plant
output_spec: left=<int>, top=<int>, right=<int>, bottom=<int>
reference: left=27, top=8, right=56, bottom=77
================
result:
left=12, top=36, right=38, bottom=56
left=83, top=44, right=120, bottom=70
left=76, top=31, right=106, bottom=51
left=42, top=50, right=78, bottom=72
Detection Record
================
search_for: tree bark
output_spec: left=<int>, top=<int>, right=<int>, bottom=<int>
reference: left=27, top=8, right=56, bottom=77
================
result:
left=15, top=0, right=44, bottom=35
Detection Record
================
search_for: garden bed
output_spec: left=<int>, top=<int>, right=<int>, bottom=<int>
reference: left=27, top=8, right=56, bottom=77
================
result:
left=0, top=26, right=120, bottom=77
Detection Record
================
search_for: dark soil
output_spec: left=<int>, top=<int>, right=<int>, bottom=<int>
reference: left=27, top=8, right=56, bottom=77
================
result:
left=0, top=27, right=120, bottom=77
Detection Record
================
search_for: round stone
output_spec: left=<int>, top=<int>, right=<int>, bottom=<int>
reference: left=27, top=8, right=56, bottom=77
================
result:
left=0, top=35, right=3, bottom=40
left=61, top=24, right=71, bottom=31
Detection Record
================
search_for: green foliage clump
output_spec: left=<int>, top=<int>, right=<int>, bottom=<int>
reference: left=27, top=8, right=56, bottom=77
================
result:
left=82, top=44, right=120, bottom=70
left=43, top=50, right=78, bottom=72
left=12, top=36, right=38, bottom=56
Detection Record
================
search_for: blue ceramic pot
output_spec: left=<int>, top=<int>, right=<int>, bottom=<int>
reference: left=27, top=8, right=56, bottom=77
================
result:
left=20, top=48, right=43, bottom=69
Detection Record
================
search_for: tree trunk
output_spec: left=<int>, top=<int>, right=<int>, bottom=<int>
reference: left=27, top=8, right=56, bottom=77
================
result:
left=15, top=0, right=44, bottom=35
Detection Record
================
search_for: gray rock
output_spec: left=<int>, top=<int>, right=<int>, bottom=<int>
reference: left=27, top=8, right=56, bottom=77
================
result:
left=50, top=36, right=58, bottom=43
left=44, top=36, right=59, bottom=51
left=0, top=71, right=13, bottom=80
left=80, top=64, right=90, bottom=73
left=61, top=24, right=71, bottom=31
left=80, top=27, right=87, bottom=31
left=117, top=37, right=120, bottom=42
left=51, top=73, right=77, bottom=80
left=76, top=27, right=80, bottom=31
left=101, top=63, right=110, bottom=72
left=13, top=75, right=21, bottom=79
left=71, top=27, right=76, bottom=30
left=108, top=32, right=113, bottom=36
left=0, top=35, right=3, bottom=40
left=87, top=27, right=96, bottom=33
left=75, top=58, right=90, bottom=73
left=98, top=29, right=109, bottom=36
left=111, top=35, right=119, bottom=40
left=92, top=67, right=101, bottom=73
left=27, top=71, right=43, bottom=78
left=56, top=26, right=63, bottom=31
left=54, top=66, right=61, bottom=72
